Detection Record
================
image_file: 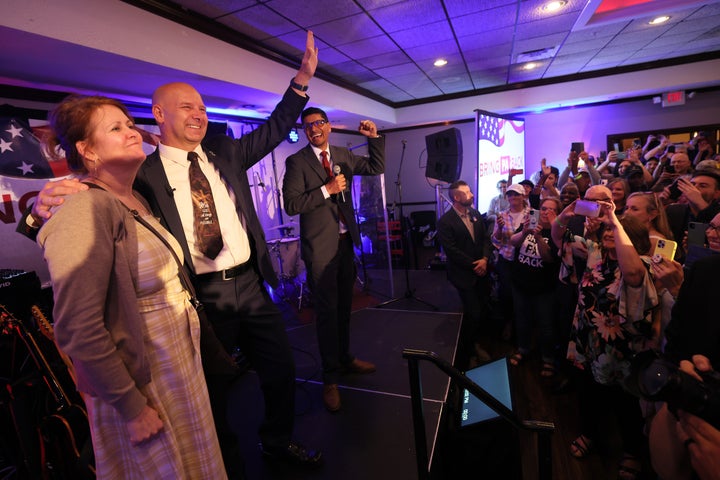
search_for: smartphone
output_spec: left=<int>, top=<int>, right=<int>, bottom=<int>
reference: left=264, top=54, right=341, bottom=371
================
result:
left=614, top=142, right=626, bottom=160
left=633, top=138, right=642, bottom=148
left=571, top=142, right=585, bottom=154
left=574, top=199, right=600, bottom=218
left=653, top=239, right=677, bottom=262
left=528, top=209, right=540, bottom=229
left=600, top=150, right=607, bottom=159
left=687, top=222, right=709, bottom=247
left=665, top=164, right=675, bottom=174
left=668, top=179, right=682, bottom=200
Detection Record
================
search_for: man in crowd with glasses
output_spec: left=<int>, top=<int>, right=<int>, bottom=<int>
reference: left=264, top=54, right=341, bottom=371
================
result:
left=283, top=108, right=384, bottom=412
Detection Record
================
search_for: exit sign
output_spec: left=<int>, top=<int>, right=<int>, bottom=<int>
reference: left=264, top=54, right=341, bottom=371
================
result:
left=662, top=90, right=685, bottom=107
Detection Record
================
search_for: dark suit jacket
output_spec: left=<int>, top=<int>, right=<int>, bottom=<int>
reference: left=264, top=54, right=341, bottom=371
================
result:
left=437, top=207, right=492, bottom=290
left=663, top=254, right=720, bottom=367
left=282, top=137, right=385, bottom=265
left=134, top=87, right=308, bottom=287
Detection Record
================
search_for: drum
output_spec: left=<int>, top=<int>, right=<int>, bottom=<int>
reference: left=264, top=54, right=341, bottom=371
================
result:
left=266, top=237, right=304, bottom=278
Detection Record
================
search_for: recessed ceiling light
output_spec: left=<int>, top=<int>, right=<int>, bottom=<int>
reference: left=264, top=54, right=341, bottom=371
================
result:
left=543, top=1, right=566, bottom=12
left=649, top=15, right=670, bottom=25
left=433, top=58, right=448, bottom=67
left=523, top=62, right=538, bottom=70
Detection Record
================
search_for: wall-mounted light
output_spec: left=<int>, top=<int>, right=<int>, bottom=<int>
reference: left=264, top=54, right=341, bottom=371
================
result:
left=287, top=128, right=300, bottom=143
left=433, top=58, right=448, bottom=67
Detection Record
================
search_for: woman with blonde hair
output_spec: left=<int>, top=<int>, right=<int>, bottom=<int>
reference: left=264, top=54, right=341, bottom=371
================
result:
left=607, top=177, right=631, bottom=215
left=623, top=191, right=674, bottom=246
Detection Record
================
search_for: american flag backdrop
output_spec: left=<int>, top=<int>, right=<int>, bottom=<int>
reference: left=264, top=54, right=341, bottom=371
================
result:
left=478, top=114, right=504, bottom=147
left=0, top=118, right=69, bottom=179
left=478, top=114, right=525, bottom=148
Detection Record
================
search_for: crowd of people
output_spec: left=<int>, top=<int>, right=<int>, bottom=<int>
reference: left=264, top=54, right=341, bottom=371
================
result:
left=457, top=136, right=720, bottom=479
left=11, top=24, right=720, bottom=476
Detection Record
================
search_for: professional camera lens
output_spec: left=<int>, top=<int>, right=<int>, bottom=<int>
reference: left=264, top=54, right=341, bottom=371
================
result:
left=639, top=360, right=674, bottom=397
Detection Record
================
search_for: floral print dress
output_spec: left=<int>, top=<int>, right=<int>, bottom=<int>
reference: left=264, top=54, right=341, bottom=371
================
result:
left=564, top=236, right=659, bottom=387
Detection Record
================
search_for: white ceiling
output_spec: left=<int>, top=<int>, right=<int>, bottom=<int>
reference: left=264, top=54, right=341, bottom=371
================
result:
left=1, top=0, right=720, bottom=129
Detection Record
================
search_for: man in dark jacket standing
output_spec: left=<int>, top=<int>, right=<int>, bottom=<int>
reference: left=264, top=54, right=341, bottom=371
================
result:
left=437, top=180, right=494, bottom=367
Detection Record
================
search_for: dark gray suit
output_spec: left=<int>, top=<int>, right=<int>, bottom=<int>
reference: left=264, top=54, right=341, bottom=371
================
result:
left=283, top=137, right=384, bottom=383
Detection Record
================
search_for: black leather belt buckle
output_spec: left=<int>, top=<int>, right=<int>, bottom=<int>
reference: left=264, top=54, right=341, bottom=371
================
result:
left=220, top=261, right=251, bottom=280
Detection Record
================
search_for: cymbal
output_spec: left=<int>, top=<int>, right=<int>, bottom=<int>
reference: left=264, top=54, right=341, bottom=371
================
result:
left=268, top=222, right=298, bottom=231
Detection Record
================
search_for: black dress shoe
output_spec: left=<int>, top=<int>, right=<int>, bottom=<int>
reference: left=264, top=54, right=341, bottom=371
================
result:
left=261, top=442, right=324, bottom=469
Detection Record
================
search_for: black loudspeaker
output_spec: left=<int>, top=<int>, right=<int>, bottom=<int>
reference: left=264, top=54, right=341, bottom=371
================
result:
left=425, top=128, right=462, bottom=183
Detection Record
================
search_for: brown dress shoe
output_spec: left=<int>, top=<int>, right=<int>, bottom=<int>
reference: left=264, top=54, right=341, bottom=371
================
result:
left=323, top=384, right=341, bottom=412
left=344, top=358, right=376, bottom=374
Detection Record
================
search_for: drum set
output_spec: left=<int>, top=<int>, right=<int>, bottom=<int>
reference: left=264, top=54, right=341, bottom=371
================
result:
left=266, top=222, right=310, bottom=310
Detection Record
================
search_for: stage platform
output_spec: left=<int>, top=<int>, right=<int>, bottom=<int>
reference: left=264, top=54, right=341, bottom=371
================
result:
left=228, top=306, right=462, bottom=479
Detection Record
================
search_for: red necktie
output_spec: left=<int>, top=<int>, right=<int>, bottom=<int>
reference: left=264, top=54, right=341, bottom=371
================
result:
left=321, top=150, right=348, bottom=227
left=188, top=152, right=224, bottom=259
left=320, top=150, right=332, bottom=178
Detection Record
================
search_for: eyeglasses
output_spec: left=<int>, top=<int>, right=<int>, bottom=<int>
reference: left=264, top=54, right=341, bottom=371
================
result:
left=584, top=197, right=611, bottom=202
left=707, top=224, right=720, bottom=234
left=539, top=206, right=555, bottom=211
left=302, top=119, right=328, bottom=130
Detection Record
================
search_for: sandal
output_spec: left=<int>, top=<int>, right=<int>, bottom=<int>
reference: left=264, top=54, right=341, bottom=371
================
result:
left=569, top=434, right=593, bottom=459
left=540, top=362, right=556, bottom=378
left=617, top=453, right=642, bottom=480
left=509, top=352, right=525, bottom=366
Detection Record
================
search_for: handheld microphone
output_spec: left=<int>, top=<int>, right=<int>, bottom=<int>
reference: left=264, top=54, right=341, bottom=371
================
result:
left=333, top=165, right=345, bottom=202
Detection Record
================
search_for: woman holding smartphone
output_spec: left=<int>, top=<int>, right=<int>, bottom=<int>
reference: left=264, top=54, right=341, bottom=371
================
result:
left=507, top=198, right=562, bottom=377
left=554, top=197, right=660, bottom=480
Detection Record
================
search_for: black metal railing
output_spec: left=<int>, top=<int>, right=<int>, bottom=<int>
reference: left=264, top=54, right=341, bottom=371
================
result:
left=403, top=349, right=555, bottom=480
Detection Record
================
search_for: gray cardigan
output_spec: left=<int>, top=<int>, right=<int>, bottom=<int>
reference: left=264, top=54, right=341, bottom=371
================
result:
left=37, top=188, right=150, bottom=421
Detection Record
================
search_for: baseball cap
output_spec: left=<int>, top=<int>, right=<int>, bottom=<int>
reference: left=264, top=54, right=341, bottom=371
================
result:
left=695, top=159, right=719, bottom=172
left=505, top=184, right=525, bottom=196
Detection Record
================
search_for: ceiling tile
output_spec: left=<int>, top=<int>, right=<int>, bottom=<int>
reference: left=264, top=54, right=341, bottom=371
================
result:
left=220, top=5, right=299, bottom=40
left=335, top=34, right=399, bottom=59
left=311, top=13, right=385, bottom=45
left=355, top=50, right=413, bottom=70
left=265, top=0, right=362, bottom=27
left=450, top=4, right=518, bottom=37
left=366, top=0, right=447, bottom=33
left=390, top=21, right=455, bottom=50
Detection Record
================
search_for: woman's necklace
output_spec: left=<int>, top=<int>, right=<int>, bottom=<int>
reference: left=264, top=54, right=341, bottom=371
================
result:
left=87, top=177, right=151, bottom=217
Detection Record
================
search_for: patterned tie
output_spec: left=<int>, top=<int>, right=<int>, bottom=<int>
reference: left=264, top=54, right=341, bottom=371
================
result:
left=188, top=151, right=224, bottom=259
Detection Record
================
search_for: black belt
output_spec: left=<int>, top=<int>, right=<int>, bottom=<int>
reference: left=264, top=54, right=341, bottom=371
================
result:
left=195, top=261, right=253, bottom=281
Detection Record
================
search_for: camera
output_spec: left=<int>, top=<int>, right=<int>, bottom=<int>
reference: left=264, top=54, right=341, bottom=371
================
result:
left=625, top=350, right=720, bottom=429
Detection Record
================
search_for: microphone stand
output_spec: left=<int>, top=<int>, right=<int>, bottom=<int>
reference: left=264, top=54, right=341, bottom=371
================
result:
left=347, top=179, right=370, bottom=293
left=376, top=141, right=437, bottom=311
